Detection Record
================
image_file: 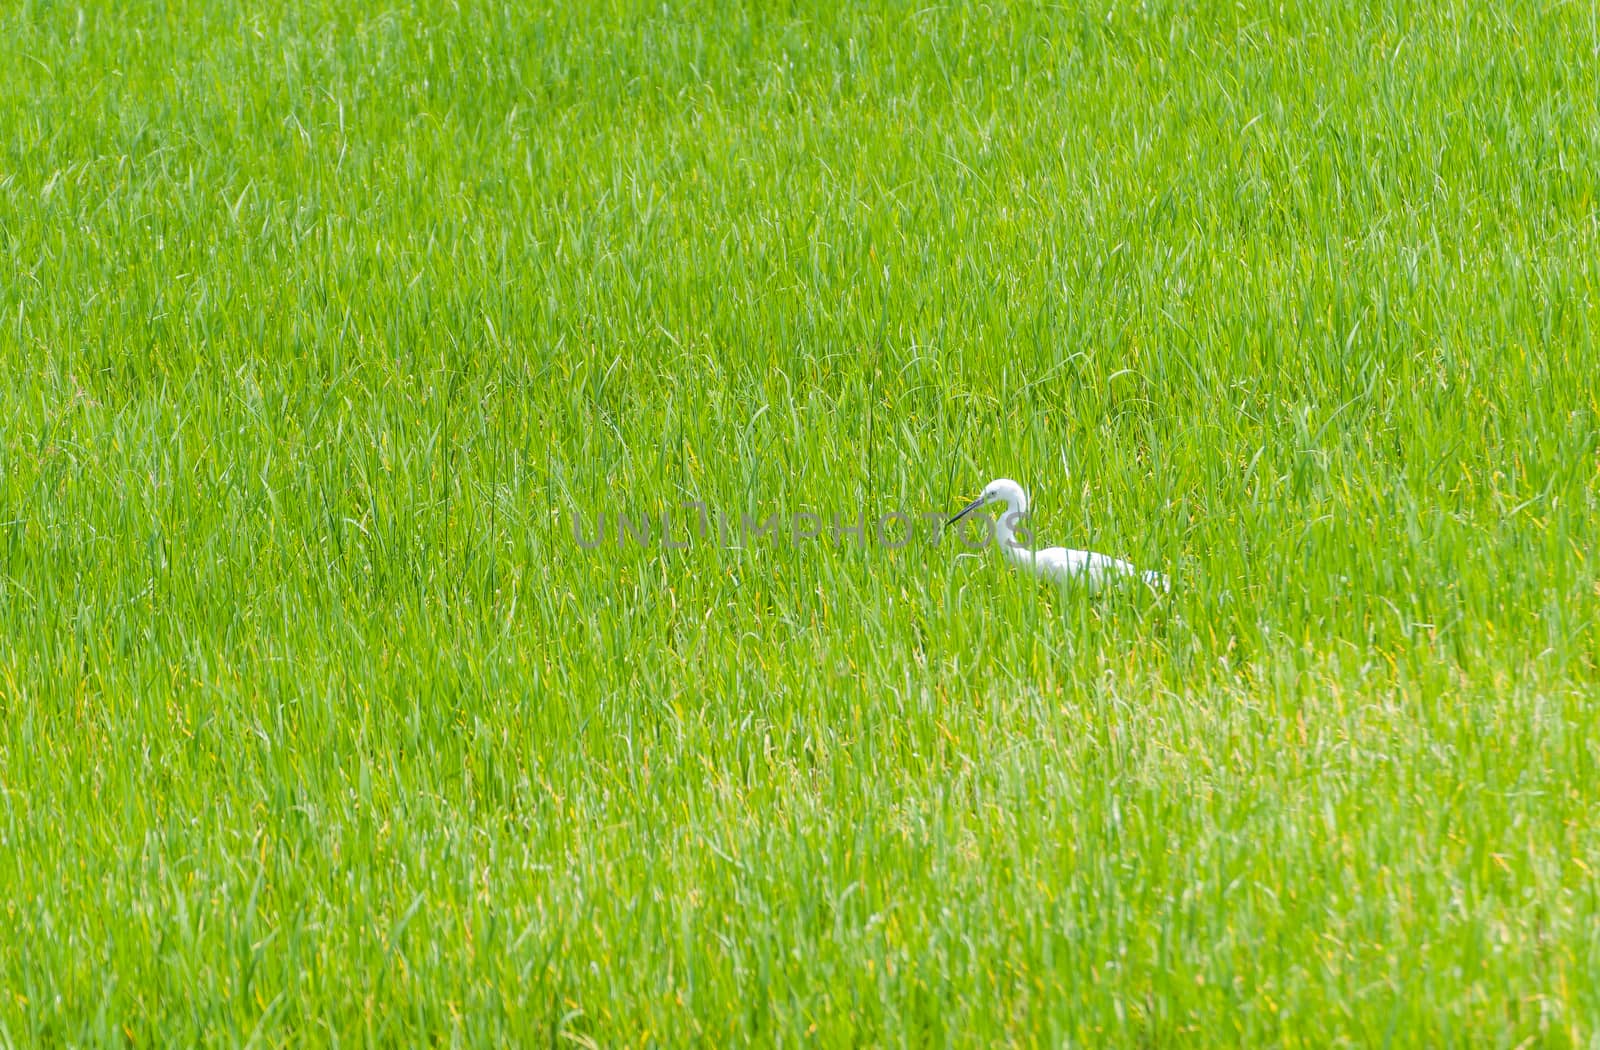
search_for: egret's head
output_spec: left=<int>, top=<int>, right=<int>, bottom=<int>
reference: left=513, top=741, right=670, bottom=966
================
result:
left=947, top=477, right=1029, bottom=525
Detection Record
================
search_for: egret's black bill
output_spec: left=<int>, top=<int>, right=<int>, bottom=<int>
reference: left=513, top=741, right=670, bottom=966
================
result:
left=947, top=496, right=986, bottom=526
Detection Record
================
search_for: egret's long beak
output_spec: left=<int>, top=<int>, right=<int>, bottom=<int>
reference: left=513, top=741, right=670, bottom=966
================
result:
left=947, top=495, right=988, bottom=526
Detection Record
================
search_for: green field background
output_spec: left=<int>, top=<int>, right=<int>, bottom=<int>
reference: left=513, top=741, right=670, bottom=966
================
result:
left=2, top=0, right=1598, bottom=1044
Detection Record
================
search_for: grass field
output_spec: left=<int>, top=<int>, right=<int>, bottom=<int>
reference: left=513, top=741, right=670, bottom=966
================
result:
left=3, top=0, right=1599, bottom=1044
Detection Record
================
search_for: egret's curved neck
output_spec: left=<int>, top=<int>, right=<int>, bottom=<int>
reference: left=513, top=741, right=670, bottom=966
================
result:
left=992, top=495, right=1030, bottom=555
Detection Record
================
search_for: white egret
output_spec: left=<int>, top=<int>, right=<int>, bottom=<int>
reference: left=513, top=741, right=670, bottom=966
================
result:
left=947, top=478, right=1169, bottom=592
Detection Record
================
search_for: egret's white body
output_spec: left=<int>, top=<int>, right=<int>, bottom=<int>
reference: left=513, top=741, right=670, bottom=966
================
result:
left=950, top=478, right=1168, bottom=593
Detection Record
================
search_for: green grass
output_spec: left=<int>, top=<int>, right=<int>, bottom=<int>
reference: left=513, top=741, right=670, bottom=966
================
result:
left=2, top=0, right=1599, bottom=1044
